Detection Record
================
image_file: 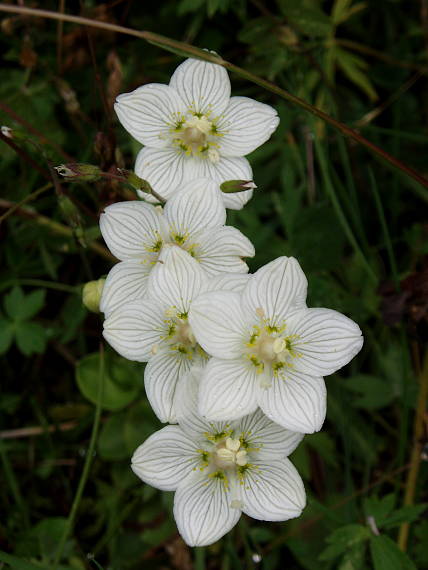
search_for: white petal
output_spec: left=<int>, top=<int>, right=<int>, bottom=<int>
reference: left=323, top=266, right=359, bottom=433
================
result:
left=103, top=300, right=165, bottom=361
left=198, top=358, right=259, bottom=421
left=169, top=58, right=231, bottom=118
left=144, top=348, right=193, bottom=423
left=164, top=178, right=226, bottom=236
left=189, top=291, right=250, bottom=359
left=174, top=470, right=240, bottom=547
left=258, top=370, right=326, bottom=434
left=131, top=425, right=198, bottom=491
left=182, top=155, right=254, bottom=210
left=240, top=458, right=305, bottom=521
left=148, top=245, right=207, bottom=314
left=234, top=409, right=303, bottom=460
left=193, top=226, right=255, bottom=275
left=176, top=366, right=228, bottom=438
left=203, top=273, right=250, bottom=293
left=100, top=260, right=151, bottom=316
left=135, top=146, right=188, bottom=203
left=114, top=83, right=186, bottom=147
left=217, top=96, right=279, bottom=157
left=100, top=201, right=163, bottom=261
left=243, top=256, right=308, bottom=325
left=286, top=308, right=364, bottom=376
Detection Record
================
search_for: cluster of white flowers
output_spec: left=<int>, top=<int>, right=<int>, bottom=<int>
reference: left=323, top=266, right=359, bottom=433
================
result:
left=99, top=57, right=364, bottom=547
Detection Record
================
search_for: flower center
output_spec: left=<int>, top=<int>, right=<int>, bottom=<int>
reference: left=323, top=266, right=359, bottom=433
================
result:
left=214, top=437, right=248, bottom=469
left=173, top=114, right=220, bottom=163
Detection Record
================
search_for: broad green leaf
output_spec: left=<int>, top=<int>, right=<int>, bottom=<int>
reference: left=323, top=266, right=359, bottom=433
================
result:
left=382, top=504, right=427, bottom=529
left=370, top=535, right=417, bottom=570
left=4, top=288, right=45, bottom=321
left=98, top=412, right=129, bottom=461
left=15, top=518, right=70, bottom=560
left=344, top=374, right=395, bottom=409
left=364, top=494, right=395, bottom=524
left=335, top=47, right=378, bottom=100
left=0, top=550, right=48, bottom=570
left=15, top=322, right=47, bottom=355
left=123, top=400, right=161, bottom=453
left=320, top=524, right=370, bottom=560
left=0, top=318, right=14, bottom=353
left=76, top=351, right=143, bottom=411
left=4, top=287, right=25, bottom=320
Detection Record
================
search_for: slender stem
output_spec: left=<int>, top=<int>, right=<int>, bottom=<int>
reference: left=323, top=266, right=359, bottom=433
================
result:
left=397, top=351, right=428, bottom=551
left=194, top=547, right=206, bottom=570
left=0, top=182, right=53, bottom=224
left=368, top=169, right=400, bottom=289
left=53, top=345, right=105, bottom=568
left=0, top=199, right=116, bottom=262
left=1, top=4, right=428, bottom=193
left=0, top=278, right=80, bottom=294
left=0, top=438, right=30, bottom=528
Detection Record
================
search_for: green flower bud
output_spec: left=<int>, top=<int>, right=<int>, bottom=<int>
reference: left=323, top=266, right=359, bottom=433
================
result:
left=55, top=163, right=101, bottom=182
left=82, top=279, right=105, bottom=313
left=220, top=180, right=257, bottom=193
left=118, top=169, right=154, bottom=194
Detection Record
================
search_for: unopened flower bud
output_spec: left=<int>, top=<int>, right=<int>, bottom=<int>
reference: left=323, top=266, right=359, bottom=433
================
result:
left=117, top=169, right=154, bottom=195
left=1, top=126, right=13, bottom=138
left=82, top=279, right=105, bottom=313
left=220, top=180, right=257, bottom=193
left=55, top=163, right=101, bottom=182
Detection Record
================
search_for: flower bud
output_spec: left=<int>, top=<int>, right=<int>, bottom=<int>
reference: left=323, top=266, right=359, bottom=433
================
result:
left=220, top=180, right=257, bottom=193
left=82, top=279, right=105, bottom=313
left=55, top=163, right=101, bottom=182
left=117, top=169, right=154, bottom=194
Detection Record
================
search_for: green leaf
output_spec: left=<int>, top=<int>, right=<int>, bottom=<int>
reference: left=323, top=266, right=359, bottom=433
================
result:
left=370, top=535, right=417, bottom=570
left=15, top=322, right=47, bottom=355
left=320, top=524, right=370, bottom=560
left=15, top=518, right=71, bottom=561
left=278, top=0, right=332, bottom=37
left=0, top=317, right=14, bottom=353
left=76, top=351, right=143, bottom=411
left=364, top=494, right=396, bottom=524
left=4, top=287, right=45, bottom=321
left=334, top=47, right=378, bottom=100
left=0, top=550, right=48, bottom=570
left=98, top=412, right=129, bottom=461
left=382, top=504, right=427, bottom=529
left=344, top=374, right=395, bottom=409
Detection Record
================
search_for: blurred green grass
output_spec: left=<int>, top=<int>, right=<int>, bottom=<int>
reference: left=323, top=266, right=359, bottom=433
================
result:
left=0, top=1, right=427, bottom=568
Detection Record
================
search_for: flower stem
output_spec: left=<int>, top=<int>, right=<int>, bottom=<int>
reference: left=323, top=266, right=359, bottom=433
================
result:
left=52, top=345, right=105, bottom=568
left=0, top=182, right=53, bottom=224
left=0, top=3, right=428, bottom=195
left=397, top=351, right=428, bottom=552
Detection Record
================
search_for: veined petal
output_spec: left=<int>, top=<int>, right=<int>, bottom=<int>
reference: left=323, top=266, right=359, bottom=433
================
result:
left=131, top=425, right=198, bottom=491
left=203, top=273, right=250, bottom=294
left=169, top=58, right=231, bottom=118
left=100, top=260, right=151, bottom=316
left=217, top=96, right=279, bottom=157
left=193, top=226, right=255, bottom=275
left=176, top=366, right=228, bottom=439
left=103, top=300, right=166, bottom=362
left=164, top=178, right=226, bottom=236
left=135, top=146, right=187, bottom=203
left=258, top=370, right=326, bottom=434
left=148, top=245, right=207, bottom=314
left=189, top=291, right=250, bottom=359
left=182, top=155, right=253, bottom=210
left=115, top=83, right=186, bottom=147
left=243, top=256, right=308, bottom=326
left=144, top=348, right=193, bottom=423
left=198, top=358, right=259, bottom=421
left=240, top=458, right=305, bottom=521
left=234, top=409, right=303, bottom=460
left=100, top=201, right=162, bottom=261
left=287, top=308, right=364, bottom=376
left=174, top=470, right=240, bottom=547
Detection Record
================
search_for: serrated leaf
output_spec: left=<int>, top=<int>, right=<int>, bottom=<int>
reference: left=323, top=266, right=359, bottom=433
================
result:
left=335, top=47, right=378, bottom=100
left=382, top=504, right=427, bottom=529
left=76, top=351, right=143, bottom=411
left=364, top=494, right=396, bottom=524
left=15, top=322, right=47, bottom=355
left=0, top=318, right=14, bottom=353
left=370, top=535, right=417, bottom=570
left=320, top=524, right=370, bottom=560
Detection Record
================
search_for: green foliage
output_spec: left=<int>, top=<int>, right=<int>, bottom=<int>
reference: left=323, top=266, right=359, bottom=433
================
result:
left=1, top=0, right=427, bottom=569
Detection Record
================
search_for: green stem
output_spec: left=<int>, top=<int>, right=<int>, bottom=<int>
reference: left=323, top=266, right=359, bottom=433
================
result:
left=0, top=182, right=53, bottom=224
left=0, top=278, right=80, bottom=294
left=194, top=547, right=206, bottom=570
left=52, top=345, right=105, bottom=568
left=0, top=438, right=30, bottom=529
left=0, top=4, right=428, bottom=194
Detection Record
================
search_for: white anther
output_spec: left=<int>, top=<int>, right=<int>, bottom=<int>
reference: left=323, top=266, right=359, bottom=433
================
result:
left=207, top=148, right=220, bottom=163
left=225, top=437, right=240, bottom=452
left=151, top=344, right=159, bottom=355
left=273, top=338, right=286, bottom=354
left=236, top=450, right=248, bottom=466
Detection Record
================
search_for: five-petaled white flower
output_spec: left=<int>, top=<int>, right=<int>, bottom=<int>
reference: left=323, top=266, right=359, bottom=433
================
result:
left=103, top=244, right=250, bottom=423
left=99, top=178, right=254, bottom=315
left=114, top=57, right=279, bottom=210
left=188, top=256, right=364, bottom=434
left=131, top=367, right=305, bottom=547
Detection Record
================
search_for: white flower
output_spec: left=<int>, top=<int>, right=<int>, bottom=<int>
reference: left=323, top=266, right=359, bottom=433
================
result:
left=99, top=178, right=254, bottom=315
left=188, top=256, right=364, bottom=433
left=103, top=244, right=250, bottom=422
left=114, top=57, right=279, bottom=210
left=131, top=368, right=305, bottom=547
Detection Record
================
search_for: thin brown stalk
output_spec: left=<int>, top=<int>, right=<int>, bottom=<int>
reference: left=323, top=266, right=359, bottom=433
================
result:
left=0, top=4, right=428, bottom=192
left=0, top=421, right=77, bottom=440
